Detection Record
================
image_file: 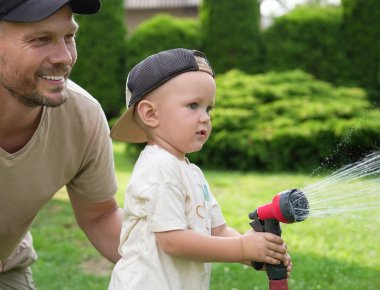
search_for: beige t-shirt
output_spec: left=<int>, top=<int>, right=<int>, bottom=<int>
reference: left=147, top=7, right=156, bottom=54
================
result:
left=109, top=145, right=225, bottom=290
left=0, top=80, right=117, bottom=271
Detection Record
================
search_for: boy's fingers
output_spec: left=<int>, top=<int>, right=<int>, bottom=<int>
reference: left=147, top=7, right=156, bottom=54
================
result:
left=269, top=243, right=287, bottom=254
left=265, top=256, right=282, bottom=265
left=265, top=233, right=284, bottom=244
left=266, top=250, right=285, bottom=262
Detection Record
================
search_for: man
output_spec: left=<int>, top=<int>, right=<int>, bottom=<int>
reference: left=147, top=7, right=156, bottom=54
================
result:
left=0, top=1, right=122, bottom=289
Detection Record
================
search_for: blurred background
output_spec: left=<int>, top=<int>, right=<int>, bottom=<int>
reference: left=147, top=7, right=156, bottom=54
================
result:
left=71, top=0, right=380, bottom=172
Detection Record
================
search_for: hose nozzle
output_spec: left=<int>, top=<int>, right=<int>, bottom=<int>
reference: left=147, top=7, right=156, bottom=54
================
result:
left=248, top=189, right=309, bottom=288
left=251, top=189, right=309, bottom=223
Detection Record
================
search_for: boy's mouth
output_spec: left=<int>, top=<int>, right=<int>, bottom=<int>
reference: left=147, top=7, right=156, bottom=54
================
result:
left=197, top=129, right=207, bottom=136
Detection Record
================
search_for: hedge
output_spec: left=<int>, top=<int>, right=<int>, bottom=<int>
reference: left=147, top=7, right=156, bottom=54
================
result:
left=342, top=0, right=380, bottom=101
left=126, top=14, right=201, bottom=72
left=70, top=0, right=127, bottom=119
left=263, top=6, right=351, bottom=86
left=188, top=70, right=380, bottom=172
left=200, top=0, right=263, bottom=74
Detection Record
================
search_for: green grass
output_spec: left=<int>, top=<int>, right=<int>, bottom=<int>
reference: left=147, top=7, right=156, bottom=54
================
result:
left=31, top=142, right=380, bottom=289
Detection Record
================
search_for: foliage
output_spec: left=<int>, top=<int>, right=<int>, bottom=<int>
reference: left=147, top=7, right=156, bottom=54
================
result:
left=342, top=0, right=380, bottom=101
left=126, top=14, right=201, bottom=71
left=200, top=0, right=264, bottom=74
left=70, top=0, right=127, bottom=119
left=263, top=6, right=351, bottom=86
left=188, top=70, right=380, bottom=171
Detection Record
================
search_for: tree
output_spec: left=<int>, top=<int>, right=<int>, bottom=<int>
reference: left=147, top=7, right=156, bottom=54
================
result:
left=264, top=6, right=350, bottom=85
left=200, top=0, right=264, bottom=74
left=342, top=0, right=380, bottom=99
left=70, top=0, right=127, bottom=119
left=126, top=14, right=201, bottom=72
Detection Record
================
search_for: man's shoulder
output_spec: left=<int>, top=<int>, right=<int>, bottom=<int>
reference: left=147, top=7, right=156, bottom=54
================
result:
left=67, top=80, right=101, bottom=107
left=55, top=80, right=107, bottom=129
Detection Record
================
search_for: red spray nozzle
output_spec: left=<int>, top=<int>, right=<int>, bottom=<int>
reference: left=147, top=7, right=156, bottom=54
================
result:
left=248, top=189, right=309, bottom=289
left=257, top=194, right=287, bottom=223
left=255, top=189, right=309, bottom=224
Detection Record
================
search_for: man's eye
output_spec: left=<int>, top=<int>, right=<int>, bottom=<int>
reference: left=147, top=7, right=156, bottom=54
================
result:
left=32, top=37, right=50, bottom=43
left=65, top=34, right=76, bottom=43
left=188, top=103, right=198, bottom=109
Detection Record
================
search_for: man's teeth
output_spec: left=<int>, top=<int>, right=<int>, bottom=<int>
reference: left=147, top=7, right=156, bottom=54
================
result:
left=42, top=75, right=64, bottom=81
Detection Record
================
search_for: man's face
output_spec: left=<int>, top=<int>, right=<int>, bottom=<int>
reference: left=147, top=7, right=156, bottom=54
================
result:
left=0, top=5, right=78, bottom=107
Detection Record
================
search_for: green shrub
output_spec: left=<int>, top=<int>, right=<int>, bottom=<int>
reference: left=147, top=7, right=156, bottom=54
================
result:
left=126, top=14, right=201, bottom=71
left=114, top=69, right=379, bottom=172
left=200, top=0, right=263, bottom=74
left=189, top=70, right=380, bottom=171
left=342, top=0, right=380, bottom=101
left=70, top=0, right=127, bottom=119
left=263, top=6, right=351, bottom=86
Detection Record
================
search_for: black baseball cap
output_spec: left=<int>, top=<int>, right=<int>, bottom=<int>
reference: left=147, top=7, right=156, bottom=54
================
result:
left=110, top=48, right=215, bottom=143
left=0, top=0, right=101, bottom=22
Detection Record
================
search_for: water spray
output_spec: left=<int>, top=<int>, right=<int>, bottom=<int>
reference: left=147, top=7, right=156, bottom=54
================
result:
left=248, top=189, right=309, bottom=290
left=247, top=150, right=380, bottom=290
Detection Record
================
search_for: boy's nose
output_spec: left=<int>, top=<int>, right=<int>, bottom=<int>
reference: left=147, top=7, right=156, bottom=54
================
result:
left=200, top=110, right=211, bottom=123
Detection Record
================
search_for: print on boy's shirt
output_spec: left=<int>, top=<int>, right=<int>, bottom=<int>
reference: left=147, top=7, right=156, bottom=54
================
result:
left=195, top=183, right=212, bottom=231
left=202, top=184, right=210, bottom=201
left=196, top=202, right=210, bottom=231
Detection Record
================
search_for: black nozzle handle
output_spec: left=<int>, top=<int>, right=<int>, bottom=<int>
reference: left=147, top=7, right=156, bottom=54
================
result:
left=260, top=219, right=288, bottom=280
left=248, top=212, right=288, bottom=280
left=249, top=210, right=265, bottom=270
left=265, top=218, right=282, bottom=236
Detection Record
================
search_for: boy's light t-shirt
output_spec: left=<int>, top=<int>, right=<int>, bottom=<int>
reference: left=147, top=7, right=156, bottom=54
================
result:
left=109, top=145, right=225, bottom=290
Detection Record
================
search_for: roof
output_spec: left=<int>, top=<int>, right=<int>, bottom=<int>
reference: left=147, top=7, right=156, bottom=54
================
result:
left=125, top=0, right=200, bottom=9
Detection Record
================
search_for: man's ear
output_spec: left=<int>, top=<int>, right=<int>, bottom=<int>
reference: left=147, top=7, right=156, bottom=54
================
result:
left=136, top=100, right=159, bottom=128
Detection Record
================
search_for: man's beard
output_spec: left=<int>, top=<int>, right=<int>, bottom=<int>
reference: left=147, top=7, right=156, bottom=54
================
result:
left=0, top=54, right=70, bottom=108
left=6, top=84, right=69, bottom=108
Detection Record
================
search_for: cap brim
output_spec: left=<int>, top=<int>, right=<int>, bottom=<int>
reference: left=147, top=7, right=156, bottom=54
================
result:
left=110, top=107, right=147, bottom=143
left=2, top=0, right=100, bottom=22
left=70, top=0, right=101, bottom=14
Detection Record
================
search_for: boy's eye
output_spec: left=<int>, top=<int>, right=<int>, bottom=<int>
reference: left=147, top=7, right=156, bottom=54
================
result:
left=206, top=106, right=213, bottom=114
left=188, top=103, right=198, bottom=110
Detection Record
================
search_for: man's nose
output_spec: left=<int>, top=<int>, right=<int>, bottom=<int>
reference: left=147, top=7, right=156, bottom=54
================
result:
left=48, top=39, right=75, bottom=66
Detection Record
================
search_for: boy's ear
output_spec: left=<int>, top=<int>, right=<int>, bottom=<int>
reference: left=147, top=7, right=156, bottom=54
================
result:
left=136, top=100, right=159, bottom=128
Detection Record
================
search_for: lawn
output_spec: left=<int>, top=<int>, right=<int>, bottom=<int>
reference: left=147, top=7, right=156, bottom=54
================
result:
left=31, top=142, right=380, bottom=289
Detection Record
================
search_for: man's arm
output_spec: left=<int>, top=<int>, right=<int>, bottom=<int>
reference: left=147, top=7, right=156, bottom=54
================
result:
left=68, top=190, right=123, bottom=263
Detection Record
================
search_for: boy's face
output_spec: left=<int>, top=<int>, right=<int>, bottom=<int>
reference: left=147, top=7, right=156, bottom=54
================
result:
left=152, top=71, right=216, bottom=159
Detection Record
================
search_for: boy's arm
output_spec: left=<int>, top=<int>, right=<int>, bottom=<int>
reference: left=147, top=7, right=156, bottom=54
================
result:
left=154, top=228, right=287, bottom=264
left=211, top=223, right=241, bottom=238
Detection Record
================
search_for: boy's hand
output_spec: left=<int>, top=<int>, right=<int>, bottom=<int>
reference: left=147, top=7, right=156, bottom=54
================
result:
left=283, top=248, right=293, bottom=277
left=240, top=230, right=287, bottom=265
